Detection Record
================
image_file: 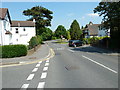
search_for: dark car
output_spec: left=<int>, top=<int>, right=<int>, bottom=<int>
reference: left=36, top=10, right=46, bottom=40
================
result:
left=68, top=40, right=83, bottom=47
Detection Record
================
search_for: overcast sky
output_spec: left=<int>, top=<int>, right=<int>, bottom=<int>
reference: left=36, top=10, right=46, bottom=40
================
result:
left=2, top=2, right=103, bottom=31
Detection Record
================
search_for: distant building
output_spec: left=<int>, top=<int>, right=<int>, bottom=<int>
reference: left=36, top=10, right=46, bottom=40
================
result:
left=11, top=21, right=36, bottom=45
left=98, top=24, right=110, bottom=37
left=83, top=22, right=110, bottom=38
left=0, top=8, right=12, bottom=45
left=83, top=22, right=99, bottom=38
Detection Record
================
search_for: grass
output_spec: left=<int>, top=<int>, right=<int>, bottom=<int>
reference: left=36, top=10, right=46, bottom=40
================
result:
left=55, top=39, right=68, bottom=44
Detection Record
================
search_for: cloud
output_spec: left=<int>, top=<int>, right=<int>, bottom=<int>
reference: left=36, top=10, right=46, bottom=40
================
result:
left=87, top=13, right=99, bottom=17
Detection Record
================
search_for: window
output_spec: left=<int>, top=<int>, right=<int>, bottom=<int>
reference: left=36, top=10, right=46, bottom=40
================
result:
left=23, top=28, right=26, bottom=31
left=16, top=39, right=18, bottom=41
left=16, top=28, right=19, bottom=33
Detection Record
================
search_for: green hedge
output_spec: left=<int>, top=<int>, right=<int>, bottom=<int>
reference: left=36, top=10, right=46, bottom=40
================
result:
left=0, top=45, right=27, bottom=58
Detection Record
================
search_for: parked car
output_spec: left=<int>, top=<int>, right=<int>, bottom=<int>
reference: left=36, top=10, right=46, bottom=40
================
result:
left=68, top=40, right=83, bottom=47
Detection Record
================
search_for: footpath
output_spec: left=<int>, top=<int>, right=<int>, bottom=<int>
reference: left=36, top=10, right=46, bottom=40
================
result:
left=0, top=43, right=52, bottom=67
left=80, top=45, right=119, bottom=56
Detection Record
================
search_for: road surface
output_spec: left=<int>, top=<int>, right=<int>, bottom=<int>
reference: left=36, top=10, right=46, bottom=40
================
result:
left=1, top=40, right=118, bottom=89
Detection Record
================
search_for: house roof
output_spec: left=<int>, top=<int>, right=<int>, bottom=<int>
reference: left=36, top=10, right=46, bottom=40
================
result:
left=11, top=21, right=35, bottom=27
left=85, top=24, right=100, bottom=36
left=0, top=8, right=12, bottom=24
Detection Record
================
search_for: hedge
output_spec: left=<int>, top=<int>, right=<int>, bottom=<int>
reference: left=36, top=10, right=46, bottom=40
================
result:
left=0, top=45, right=27, bottom=58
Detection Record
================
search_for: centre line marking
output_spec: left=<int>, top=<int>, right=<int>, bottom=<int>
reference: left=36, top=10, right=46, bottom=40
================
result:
left=43, top=67, right=48, bottom=71
left=82, top=55, right=118, bottom=74
left=45, top=63, right=49, bottom=66
left=32, top=68, right=38, bottom=72
left=36, top=63, right=41, bottom=67
left=27, top=74, right=35, bottom=80
left=41, top=72, right=47, bottom=79
left=21, top=84, right=29, bottom=88
left=37, top=82, right=45, bottom=88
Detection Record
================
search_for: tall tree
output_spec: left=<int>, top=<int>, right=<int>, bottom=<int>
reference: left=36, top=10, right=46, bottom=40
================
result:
left=54, top=25, right=67, bottom=39
left=69, top=20, right=82, bottom=40
left=23, top=6, right=53, bottom=35
left=94, top=2, right=120, bottom=48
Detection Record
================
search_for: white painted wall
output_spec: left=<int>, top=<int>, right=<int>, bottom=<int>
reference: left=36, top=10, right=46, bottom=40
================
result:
left=98, top=27, right=110, bottom=37
left=11, top=27, right=36, bottom=45
left=0, top=13, right=11, bottom=45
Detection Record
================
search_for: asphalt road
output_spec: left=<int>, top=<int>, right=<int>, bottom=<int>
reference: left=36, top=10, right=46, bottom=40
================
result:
left=1, top=40, right=118, bottom=89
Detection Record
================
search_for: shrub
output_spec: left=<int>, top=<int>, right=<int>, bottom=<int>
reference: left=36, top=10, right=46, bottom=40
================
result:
left=0, top=45, right=27, bottom=58
left=52, top=36, right=57, bottom=40
left=29, top=36, right=39, bottom=49
left=37, top=35, right=42, bottom=44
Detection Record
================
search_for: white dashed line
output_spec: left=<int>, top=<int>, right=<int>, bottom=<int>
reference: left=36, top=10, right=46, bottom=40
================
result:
left=21, top=84, right=29, bottom=88
left=46, top=60, right=49, bottom=63
left=82, top=55, right=118, bottom=74
left=32, top=68, right=38, bottom=72
left=38, top=61, right=42, bottom=64
left=27, top=74, right=35, bottom=80
left=45, top=63, right=49, bottom=66
left=36, top=63, right=41, bottom=67
left=43, top=67, right=48, bottom=71
left=37, top=82, right=45, bottom=88
left=41, top=72, right=47, bottom=79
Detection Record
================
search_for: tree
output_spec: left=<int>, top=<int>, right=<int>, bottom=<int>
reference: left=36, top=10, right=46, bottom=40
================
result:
left=69, top=20, right=82, bottom=40
left=41, top=28, right=53, bottom=41
left=23, top=6, right=53, bottom=35
left=94, top=2, right=120, bottom=48
left=54, top=25, right=67, bottom=39
left=66, top=30, right=71, bottom=40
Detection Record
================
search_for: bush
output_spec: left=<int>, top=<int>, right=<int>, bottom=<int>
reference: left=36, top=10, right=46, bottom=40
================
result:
left=0, top=45, right=27, bottom=58
left=37, top=35, right=42, bottom=44
left=52, top=36, right=57, bottom=40
left=29, top=36, right=39, bottom=49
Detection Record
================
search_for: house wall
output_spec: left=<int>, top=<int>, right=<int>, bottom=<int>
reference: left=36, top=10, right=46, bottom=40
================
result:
left=11, top=27, right=36, bottom=45
left=98, top=26, right=110, bottom=37
left=0, top=13, right=11, bottom=45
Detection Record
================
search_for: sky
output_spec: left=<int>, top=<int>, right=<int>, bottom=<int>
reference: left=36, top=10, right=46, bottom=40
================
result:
left=1, top=2, right=103, bottom=31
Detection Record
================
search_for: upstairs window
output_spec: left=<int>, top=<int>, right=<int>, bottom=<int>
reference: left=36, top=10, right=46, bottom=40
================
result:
left=16, top=28, right=19, bottom=33
left=23, top=28, right=26, bottom=31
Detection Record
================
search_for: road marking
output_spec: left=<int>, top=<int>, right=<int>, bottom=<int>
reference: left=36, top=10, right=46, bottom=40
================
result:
left=38, top=61, right=42, bottom=64
left=43, top=67, right=48, bottom=71
left=41, top=72, right=47, bottom=79
left=36, top=63, right=41, bottom=67
left=46, top=60, right=49, bottom=63
left=68, top=49, right=74, bottom=53
left=37, top=82, right=45, bottom=88
left=21, top=84, right=29, bottom=88
left=45, top=63, right=49, bottom=66
left=32, top=68, right=38, bottom=72
left=82, top=55, right=118, bottom=74
left=27, top=74, right=35, bottom=80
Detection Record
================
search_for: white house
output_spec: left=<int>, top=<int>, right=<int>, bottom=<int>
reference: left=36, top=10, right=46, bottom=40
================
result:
left=11, top=21, right=36, bottom=45
left=83, top=22, right=100, bottom=38
left=98, top=24, right=110, bottom=37
left=0, top=8, right=12, bottom=45
left=83, top=22, right=110, bottom=38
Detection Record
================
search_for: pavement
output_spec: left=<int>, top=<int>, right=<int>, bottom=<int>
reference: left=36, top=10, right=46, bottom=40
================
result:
left=80, top=45, right=119, bottom=56
left=0, top=43, right=53, bottom=67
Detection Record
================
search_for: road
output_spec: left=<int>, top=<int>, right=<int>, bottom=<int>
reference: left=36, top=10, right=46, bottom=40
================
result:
left=1, top=40, right=118, bottom=89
